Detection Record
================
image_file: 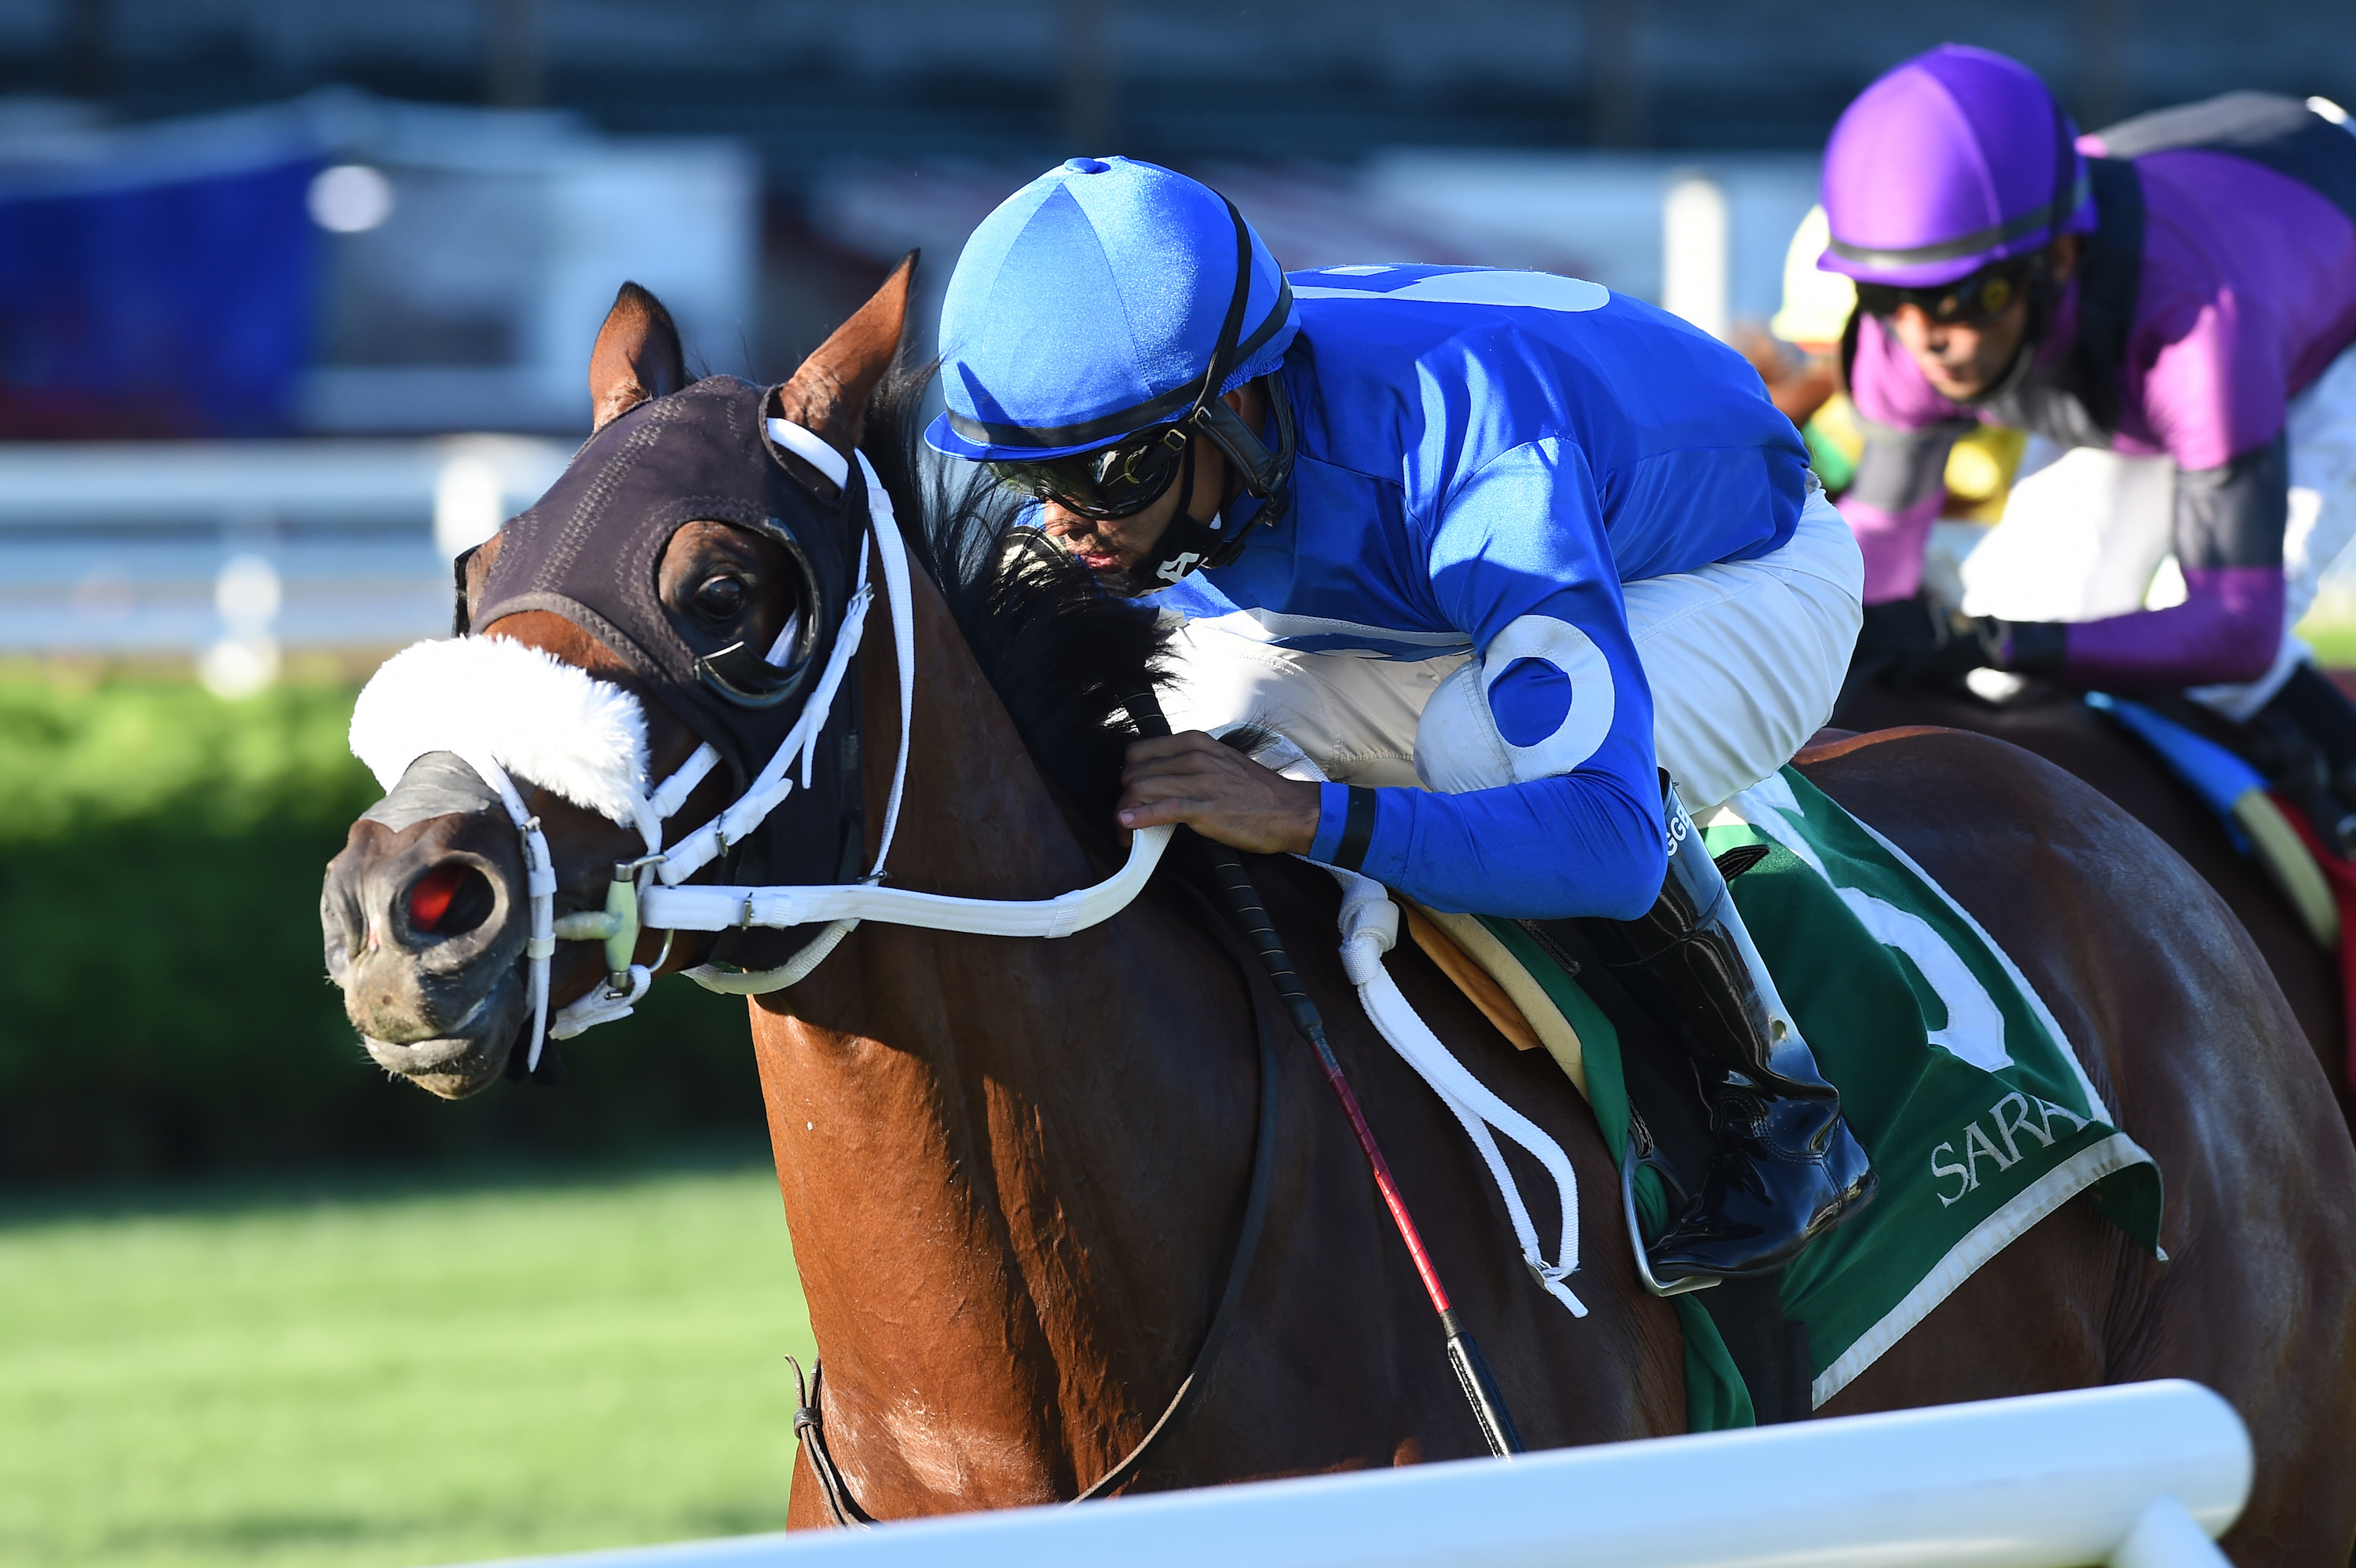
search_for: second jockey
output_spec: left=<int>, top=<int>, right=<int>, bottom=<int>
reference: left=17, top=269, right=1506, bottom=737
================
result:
left=1824, top=45, right=2356, bottom=842
left=924, top=156, right=1875, bottom=1289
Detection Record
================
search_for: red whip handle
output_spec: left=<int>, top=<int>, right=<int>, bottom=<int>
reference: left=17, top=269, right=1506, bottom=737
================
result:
left=1123, top=689, right=1521, bottom=1456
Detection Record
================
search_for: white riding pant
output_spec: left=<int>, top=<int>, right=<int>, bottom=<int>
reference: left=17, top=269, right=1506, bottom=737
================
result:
left=1159, top=488, right=1863, bottom=811
left=1958, top=340, right=2356, bottom=720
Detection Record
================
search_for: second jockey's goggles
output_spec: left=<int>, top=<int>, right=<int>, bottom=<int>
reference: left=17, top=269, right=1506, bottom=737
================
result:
left=1854, top=257, right=2034, bottom=326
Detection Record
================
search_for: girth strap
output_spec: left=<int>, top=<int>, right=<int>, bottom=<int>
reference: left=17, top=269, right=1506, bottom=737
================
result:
left=787, top=874, right=1286, bottom=1523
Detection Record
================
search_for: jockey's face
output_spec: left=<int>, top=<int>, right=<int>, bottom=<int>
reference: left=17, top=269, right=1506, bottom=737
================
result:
left=1036, top=384, right=1259, bottom=576
left=1882, top=236, right=2079, bottom=403
left=1885, top=295, right=2029, bottom=402
left=1037, top=437, right=1222, bottom=575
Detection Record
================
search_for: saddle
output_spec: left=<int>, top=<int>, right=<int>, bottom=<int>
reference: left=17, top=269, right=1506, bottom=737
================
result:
left=1398, top=901, right=1586, bottom=1097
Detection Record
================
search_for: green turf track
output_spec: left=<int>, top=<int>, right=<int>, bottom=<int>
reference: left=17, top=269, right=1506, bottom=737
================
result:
left=0, top=1164, right=814, bottom=1568
left=2298, top=616, right=2356, bottom=670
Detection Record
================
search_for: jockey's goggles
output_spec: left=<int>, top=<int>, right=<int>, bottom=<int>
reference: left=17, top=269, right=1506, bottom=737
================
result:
left=1855, top=259, right=2033, bottom=327
left=984, top=386, right=1291, bottom=524
left=987, top=424, right=1193, bottom=521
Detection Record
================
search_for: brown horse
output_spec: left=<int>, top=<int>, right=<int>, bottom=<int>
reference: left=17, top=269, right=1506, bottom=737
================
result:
left=1838, top=681, right=2353, bottom=1129
left=320, top=269, right=2356, bottom=1563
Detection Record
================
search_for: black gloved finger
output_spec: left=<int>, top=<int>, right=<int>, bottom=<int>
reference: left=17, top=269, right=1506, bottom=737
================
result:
left=1850, top=596, right=1941, bottom=685
left=1996, top=620, right=2067, bottom=678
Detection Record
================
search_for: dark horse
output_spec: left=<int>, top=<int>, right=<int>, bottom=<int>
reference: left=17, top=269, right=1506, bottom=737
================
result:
left=1837, top=681, right=2354, bottom=1129
left=320, top=266, right=2356, bottom=1563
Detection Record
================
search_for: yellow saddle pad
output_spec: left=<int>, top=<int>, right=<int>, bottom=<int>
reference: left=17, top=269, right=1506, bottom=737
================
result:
left=1398, top=899, right=1587, bottom=1100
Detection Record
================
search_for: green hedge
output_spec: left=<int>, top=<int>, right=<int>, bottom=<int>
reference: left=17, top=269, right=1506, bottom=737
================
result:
left=0, top=671, right=769, bottom=1182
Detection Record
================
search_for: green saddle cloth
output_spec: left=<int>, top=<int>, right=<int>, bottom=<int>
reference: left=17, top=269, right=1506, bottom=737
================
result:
left=1472, top=764, right=2165, bottom=1431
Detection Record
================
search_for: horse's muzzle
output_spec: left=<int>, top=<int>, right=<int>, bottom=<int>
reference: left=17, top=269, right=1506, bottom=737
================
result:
left=321, top=753, right=532, bottom=1098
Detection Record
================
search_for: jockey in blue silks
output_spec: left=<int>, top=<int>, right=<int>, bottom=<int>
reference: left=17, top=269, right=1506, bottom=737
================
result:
left=927, top=155, right=1874, bottom=1288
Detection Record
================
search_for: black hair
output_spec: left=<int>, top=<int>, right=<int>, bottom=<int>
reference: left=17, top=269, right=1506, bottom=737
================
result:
left=860, top=364, right=1173, bottom=825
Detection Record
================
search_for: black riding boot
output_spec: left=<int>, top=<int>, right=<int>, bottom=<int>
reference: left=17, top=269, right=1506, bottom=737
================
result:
left=1575, top=777, right=1875, bottom=1291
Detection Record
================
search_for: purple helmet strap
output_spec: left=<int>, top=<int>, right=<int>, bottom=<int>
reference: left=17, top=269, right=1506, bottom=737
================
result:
left=1935, top=98, right=2080, bottom=407
left=1986, top=101, right=2082, bottom=392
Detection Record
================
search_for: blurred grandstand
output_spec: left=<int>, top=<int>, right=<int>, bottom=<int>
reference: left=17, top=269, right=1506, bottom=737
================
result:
left=0, top=0, right=2347, bottom=671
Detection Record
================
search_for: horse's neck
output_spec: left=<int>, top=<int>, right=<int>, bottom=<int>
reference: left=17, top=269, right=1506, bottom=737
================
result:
left=750, top=565, right=1260, bottom=1514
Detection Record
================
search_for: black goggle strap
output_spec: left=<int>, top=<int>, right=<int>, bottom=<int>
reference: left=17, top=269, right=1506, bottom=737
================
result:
left=1171, top=198, right=1297, bottom=512
left=1182, top=199, right=1260, bottom=429
left=1179, top=199, right=1290, bottom=495
left=1114, top=195, right=1301, bottom=587
left=2043, top=99, right=2076, bottom=252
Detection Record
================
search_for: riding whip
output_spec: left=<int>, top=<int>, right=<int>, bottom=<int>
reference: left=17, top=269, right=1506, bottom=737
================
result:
left=1125, top=689, right=1527, bottom=1459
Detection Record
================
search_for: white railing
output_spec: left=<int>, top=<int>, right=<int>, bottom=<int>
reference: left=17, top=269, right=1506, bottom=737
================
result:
left=438, top=1380, right=2251, bottom=1568
left=0, top=437, right=569, bottom=663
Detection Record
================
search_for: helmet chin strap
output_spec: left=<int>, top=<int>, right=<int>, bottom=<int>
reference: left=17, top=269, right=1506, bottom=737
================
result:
left=1958, top=327, right=2041, bottom=408
left=1124, top=373, right=1297, bottom=593
left=1129, top=436, right=1225, bottom=590
left=1132, top=506, right=1234, bottom=591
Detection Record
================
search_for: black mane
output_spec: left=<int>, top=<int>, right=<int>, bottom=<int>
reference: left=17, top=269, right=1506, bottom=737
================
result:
left=862, top=366, right=1173, bottom=823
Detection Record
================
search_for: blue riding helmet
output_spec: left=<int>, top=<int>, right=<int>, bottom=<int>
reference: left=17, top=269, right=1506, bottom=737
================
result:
left=926, top=156, right=1299, bottom=463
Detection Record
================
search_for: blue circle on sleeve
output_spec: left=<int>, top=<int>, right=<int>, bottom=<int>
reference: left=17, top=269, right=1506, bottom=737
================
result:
left=1488, top=656, right=1575, bottom=747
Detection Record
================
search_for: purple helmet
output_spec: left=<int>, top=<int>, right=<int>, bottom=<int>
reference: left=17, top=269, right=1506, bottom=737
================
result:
left=1819, top=45, right=2094, bottom=288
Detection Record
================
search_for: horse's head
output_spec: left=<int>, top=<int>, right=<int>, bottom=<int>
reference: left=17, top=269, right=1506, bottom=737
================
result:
left=322, top=262, right=915, bottom=1098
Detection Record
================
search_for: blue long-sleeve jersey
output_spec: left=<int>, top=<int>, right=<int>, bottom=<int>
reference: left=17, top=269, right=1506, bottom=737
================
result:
left=1150, top=265, right=1813, bottom=919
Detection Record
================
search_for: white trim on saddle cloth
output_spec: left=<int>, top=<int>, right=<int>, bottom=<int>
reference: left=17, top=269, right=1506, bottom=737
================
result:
left=350, top=636, right=653, bottom=832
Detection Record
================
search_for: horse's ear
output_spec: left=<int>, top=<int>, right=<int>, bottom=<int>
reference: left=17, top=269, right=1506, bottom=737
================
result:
left=588, top=282, right=688, bottom=432
left=773, top=250, right=916, bottom=463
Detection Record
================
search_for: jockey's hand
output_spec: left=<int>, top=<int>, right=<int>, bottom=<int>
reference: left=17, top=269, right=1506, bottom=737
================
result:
left=1117, top=732, right=1323, bottom=855
left=1854, top=597, right=2070, bottom=690
left=1855, top=595, right=2001, bottom=686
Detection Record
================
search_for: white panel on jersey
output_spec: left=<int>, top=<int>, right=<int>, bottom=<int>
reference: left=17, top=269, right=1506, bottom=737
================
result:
left=1480, top=612, right=1616, bottom=778
left=1190, top=606, right=1473, bottom=649
left=1293, top=272, right=1609, bottom=314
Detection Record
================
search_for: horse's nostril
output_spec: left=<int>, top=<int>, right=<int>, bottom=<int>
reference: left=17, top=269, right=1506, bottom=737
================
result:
left=408, top=863, right=496, bottom=939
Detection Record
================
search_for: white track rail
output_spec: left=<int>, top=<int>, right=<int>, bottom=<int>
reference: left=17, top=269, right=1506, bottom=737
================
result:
left=429, top=1380, right=2250, bottom=1568
left=0, top=437, right=568, bottom=654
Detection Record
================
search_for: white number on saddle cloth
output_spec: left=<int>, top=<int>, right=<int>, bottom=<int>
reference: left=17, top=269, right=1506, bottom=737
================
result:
left=1732, top=774, right=2012, bottom=1074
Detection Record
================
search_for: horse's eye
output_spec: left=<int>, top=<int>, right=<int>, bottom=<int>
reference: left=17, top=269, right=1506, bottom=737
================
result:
left=691, top=576, right=748, bottom=623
